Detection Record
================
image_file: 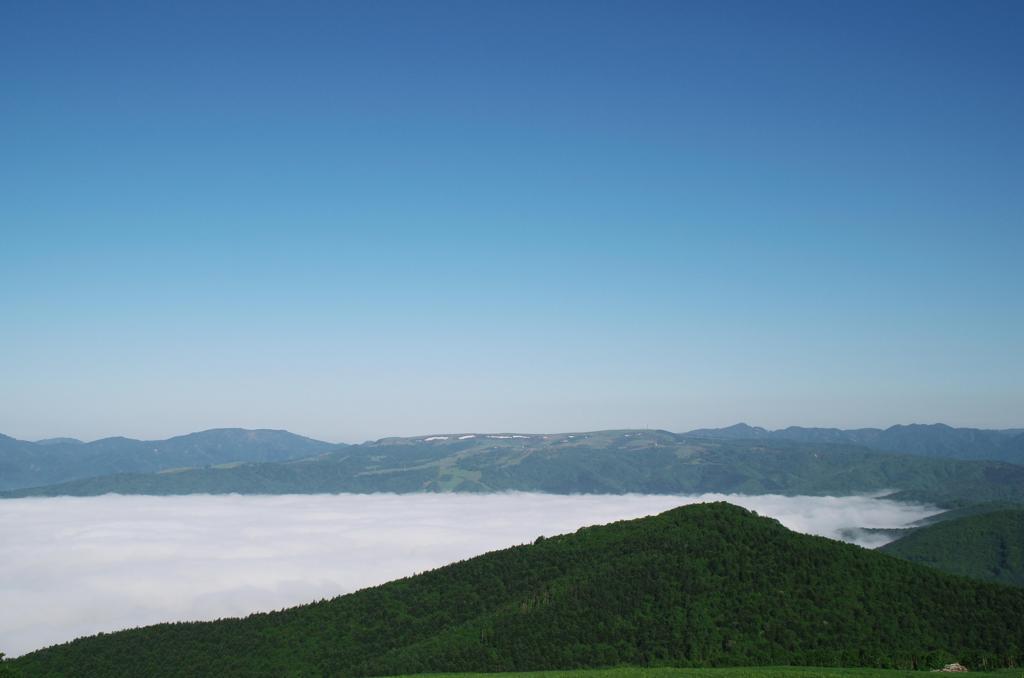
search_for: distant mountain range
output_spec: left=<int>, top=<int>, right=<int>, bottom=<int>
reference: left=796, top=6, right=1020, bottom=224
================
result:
left=5, top=422, right=1021, bottom=491
left=12, top=502, right=1024, bottom=677
left=688, top=423, right=1024, bottom=463
left=3, top=428, right=1024, bottom=507
left=0, top=428, right=336, bottom=491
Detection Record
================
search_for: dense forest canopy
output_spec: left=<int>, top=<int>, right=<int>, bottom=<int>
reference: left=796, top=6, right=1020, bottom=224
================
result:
left=880, top=508, right=1024, bottom=587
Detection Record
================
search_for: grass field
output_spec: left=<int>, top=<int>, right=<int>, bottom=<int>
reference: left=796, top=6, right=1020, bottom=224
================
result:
left=395, top=667, right=1024, bottom=678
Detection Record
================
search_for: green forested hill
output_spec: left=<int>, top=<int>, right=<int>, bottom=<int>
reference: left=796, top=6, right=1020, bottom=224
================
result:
left=912, top=502, right=1024, bottom=526
left=5, top=431, right=1023, bottom=506
left=880, top=508, right=1024, bottom=586
left=13, top=503, right=1024, bottom=677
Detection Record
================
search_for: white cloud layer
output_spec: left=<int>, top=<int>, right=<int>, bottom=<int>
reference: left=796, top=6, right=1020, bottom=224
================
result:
left=0, top=492, right=939, bottom=657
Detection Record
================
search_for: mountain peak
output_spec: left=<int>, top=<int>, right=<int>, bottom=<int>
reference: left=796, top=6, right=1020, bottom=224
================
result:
left=887, top=423, right=956, bottom=432
left=723, top=422, right=767, bottom=434
left=34, top=437, right=84, bottom=446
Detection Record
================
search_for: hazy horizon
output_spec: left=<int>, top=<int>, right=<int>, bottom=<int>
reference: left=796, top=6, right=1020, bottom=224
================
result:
left=9, top=419, right=1024, bottom=447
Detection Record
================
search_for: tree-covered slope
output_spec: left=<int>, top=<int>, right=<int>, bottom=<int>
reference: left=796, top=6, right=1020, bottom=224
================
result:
left=13, top=503, right=1024, bottom=677
left=5, top=431, right=1023, bottom=506
left=0, top=429, right=339, bottom=490
left=910, top=502, right=1024, bottom=527
left=880, top=508, right=1024, bottom=587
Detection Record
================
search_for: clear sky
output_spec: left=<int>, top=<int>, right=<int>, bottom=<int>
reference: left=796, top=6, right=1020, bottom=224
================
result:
left=2, top=1, right=1022, bottom=442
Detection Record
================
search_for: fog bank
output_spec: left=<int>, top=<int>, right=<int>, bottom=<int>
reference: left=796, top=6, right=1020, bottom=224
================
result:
left=0, top=492, right=938, bottom=656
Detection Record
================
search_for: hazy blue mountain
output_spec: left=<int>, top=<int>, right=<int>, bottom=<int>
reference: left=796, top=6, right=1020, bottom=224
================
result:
left=13, top=503, right=1024, bottom=677
left=33, top=437, right=83, bottom=446
left=5, top=430, right=1023, bottom=507
left=0, top=429, right=339, bottom=491
left=684, top=423, right=1024, bottom=463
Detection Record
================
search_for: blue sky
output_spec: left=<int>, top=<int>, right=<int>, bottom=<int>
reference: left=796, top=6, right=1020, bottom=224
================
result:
left=2, top=1, right=1021, bottom=442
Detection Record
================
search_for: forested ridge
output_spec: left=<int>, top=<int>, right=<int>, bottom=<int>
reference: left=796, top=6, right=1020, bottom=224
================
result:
left=6, top=431, right=1024, bottom=506
left=5, top=422, right=1022, bottom=495
left=880, top=508, right=1024, bottom=587
left=13, top=503, right=1024, bottom=677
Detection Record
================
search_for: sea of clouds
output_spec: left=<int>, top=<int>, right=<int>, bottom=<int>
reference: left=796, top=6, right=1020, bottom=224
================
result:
left=0, top=492, right=940, bottom=657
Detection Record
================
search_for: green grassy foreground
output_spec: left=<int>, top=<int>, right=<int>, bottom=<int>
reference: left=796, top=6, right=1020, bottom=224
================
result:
left=393, top=668, right=1023, bottom=678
